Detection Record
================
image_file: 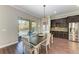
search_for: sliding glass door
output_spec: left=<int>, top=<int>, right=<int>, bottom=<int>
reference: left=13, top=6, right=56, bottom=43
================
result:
left=18, top=19, right=29, bottom=37
left=18, top=19, right=37, bottom=43
left=31, top=21, right=37, bottom=34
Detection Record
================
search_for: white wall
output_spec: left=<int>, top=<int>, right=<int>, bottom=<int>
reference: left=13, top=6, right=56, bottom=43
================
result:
left=0, top=6, right=39, bottom=48
left=51, top=9, right=79, bottom=19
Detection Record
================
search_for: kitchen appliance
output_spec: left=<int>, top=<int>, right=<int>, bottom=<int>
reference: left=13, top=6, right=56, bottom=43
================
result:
left=69, top=22, right=79, bottom=42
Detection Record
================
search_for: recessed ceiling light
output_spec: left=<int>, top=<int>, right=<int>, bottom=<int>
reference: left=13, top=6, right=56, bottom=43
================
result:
left=76, top=4, right=79, bottom=7
left=76, top=5, right=79, bottom=7
left=54, top=11, right=57, bottom=14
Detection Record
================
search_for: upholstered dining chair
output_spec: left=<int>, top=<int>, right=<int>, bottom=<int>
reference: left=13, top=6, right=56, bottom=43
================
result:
left=41, top=33, right=51, bottom=53
left=23, top=37, right=33, bottom=54
left=23, top=37, right=40, bottom=54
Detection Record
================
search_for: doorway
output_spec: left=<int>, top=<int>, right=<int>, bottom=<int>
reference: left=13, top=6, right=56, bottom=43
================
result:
left=18, top=19, right=29, bottom=41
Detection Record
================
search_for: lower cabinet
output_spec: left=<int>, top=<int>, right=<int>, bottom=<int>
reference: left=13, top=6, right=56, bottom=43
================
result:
left=51, top=31, right=68, bottom=39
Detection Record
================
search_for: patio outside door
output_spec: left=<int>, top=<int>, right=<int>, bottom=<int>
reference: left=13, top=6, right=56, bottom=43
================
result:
left=18, top=19, right=29, bottom=38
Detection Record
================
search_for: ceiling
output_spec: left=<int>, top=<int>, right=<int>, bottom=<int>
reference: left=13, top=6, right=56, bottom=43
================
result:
left=11, top=5, right=79, bottom=18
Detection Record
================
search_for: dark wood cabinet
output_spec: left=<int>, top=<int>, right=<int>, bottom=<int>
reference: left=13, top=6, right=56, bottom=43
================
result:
left=51, top=31, right=68, bottom=39
left=51, top=15, right=79, bottom=39
left=51, top=18, right=68, bottom=28
left=67, top=15, right=79, bottom=23
left=51, top=18, right=68, bottom=39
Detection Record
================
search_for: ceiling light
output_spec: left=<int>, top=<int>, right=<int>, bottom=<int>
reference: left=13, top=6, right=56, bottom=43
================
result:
left=76, top=5, right=79, bottom=7
left=54, top=11, right=57, bottom=14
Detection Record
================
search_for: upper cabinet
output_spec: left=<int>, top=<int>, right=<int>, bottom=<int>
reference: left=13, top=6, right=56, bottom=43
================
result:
left=67, top=15, right=79, bottom=23
left=51, top=18, right=68, bottom=32
left=51, top=18, right=68, bottom=28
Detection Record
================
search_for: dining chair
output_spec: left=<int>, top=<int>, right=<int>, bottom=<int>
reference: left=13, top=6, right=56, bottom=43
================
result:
left=23, top=37, right=33, bottom=54
left=50, top=34, right=53, bottom=44
left=41, top=33, right=51, bottom=53
left=23, top=37, right=40, bottom=54
left=37, top=33, right=45, bottom=37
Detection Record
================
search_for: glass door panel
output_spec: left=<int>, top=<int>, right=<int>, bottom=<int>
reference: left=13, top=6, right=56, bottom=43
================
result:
left=18, top=19, right=29, bottom=38
left=30, top=21, right=37, bottom=44
left=31, top=22, right=37, bottom=34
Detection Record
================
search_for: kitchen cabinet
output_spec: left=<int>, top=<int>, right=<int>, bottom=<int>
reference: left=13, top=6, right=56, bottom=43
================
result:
left=51, top=18, right=68, bottom=39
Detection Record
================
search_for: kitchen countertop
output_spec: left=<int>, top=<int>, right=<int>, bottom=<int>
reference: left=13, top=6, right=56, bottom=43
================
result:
left=51, top=27, right=68, bottom=32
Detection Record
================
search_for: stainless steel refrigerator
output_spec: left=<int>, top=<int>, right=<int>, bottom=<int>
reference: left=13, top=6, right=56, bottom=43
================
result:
left=69, top=22, right=79, bottom=42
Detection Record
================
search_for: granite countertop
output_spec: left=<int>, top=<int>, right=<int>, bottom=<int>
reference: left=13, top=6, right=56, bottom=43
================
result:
left=51, top=27, right=68, bottom=32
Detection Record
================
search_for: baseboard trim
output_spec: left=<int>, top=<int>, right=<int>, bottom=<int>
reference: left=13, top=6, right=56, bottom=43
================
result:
left=0, top=41, right=18, bottom=48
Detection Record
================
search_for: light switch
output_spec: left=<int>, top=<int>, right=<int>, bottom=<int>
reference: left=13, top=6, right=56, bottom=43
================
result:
left=1, top=29, right=7, bottom=32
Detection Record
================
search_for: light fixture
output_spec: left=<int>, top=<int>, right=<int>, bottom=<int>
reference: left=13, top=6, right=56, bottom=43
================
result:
left=76, top=5, right=79, bottom=7
left=43, top=5, right=46, bottom=18
left=54, top=11, right=57, bottom=14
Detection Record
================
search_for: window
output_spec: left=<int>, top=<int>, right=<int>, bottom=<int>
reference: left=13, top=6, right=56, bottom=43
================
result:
left=18, top=19, right=29, bottom=36
left=31, top=21, right=37, bottom=33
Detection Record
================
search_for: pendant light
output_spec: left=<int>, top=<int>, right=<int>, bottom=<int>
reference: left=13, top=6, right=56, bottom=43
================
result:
left=43, top=5, right=46, bottom=25
left=43, top=5, right=46, bottom=18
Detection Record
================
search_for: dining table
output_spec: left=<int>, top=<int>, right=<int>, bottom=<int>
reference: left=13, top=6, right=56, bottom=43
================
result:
left=29, top=34, right=47, bottom=53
